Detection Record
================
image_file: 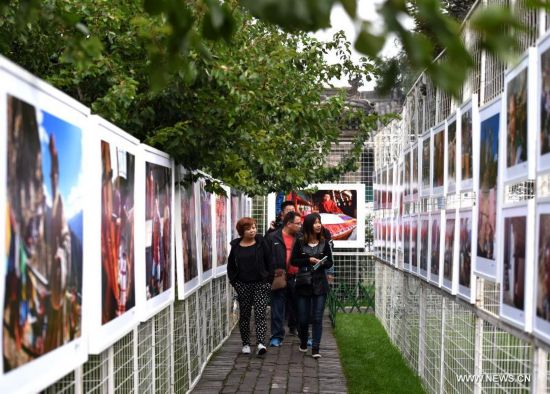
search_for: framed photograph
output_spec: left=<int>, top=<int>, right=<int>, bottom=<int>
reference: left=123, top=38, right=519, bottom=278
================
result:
left=500, top=206, right=527, bottom=328
left=412, top=142, right=419, bottom=199
left=267, top=184, right=366, bottom=249
left=404, top=150, right=411, bottom=202
left=537, top=32, right=550, bottom=171
left=429, top=212, right=442, bottom=286
left=475, top=97, right=502, bottom=279
left=534, top=203, right=550, bottom=343
left=410, top=214, right=419, bottom=274
left=419, top=214, right=430, bottom=279
left=459, top=95, right=478, bottom=191
left=0, top=59, right=90, bottom=392
left=432, top=123, right=445, bottom=195
left=446, top=114, right=458, bottom=194
left=174, top=167, right=200, bottom=299
left=198, top=178, right=214, bottom=282
left=458, top=210, right=475, bottom=302
left=87, top=116, right=140, bottom=354
left=403, top=215, right=410, bottom=271
left=230, top=190, right=242, bottom=241
left=442, top=211, right=457, bottom=293
left=214, top=186, right=231, bottom=277
left=421, top=134, right=431, bottom=197
left=504, top=50, right=532, bottom=180
left=137, top=145, right=174, bottom=321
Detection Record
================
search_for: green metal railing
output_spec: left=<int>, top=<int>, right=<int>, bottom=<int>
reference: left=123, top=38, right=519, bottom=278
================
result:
left=328, top=282, right=376, bottom=327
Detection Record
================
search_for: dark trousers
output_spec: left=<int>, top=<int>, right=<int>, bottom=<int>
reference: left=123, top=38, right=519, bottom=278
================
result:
left=285, top=277, right=298, bottom=329
left=296, top=294, right=327, bottom=349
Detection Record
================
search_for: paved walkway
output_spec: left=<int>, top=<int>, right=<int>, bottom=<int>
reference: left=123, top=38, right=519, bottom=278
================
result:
left=192, top=315, right=347, bottom=393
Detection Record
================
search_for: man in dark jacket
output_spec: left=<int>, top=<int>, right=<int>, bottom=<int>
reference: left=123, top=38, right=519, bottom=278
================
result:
left=265, top=200, right=295, bottom=235
left=266, top=211, right=302, bottom=346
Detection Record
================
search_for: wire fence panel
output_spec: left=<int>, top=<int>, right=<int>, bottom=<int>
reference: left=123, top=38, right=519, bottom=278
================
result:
left=82, top=353, right=109, bottom=393
left=113, top=332, right=136, bottom=393
left=173, top=301, right=190, bottom=394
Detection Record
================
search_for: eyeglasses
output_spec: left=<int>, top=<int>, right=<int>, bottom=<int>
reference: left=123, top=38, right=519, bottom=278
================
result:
left=292, top=222, right=302, bottom=226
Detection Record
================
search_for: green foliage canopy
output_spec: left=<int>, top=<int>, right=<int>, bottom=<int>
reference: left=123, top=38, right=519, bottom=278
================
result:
left=0, top=0, right=382, bottom=195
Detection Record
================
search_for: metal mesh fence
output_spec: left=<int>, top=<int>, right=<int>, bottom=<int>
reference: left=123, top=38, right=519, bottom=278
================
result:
left=43, top=277, right=235, bottom=393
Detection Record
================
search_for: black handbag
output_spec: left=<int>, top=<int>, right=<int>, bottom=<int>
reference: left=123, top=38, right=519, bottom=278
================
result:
left=295, top=270, right=312, bottom=287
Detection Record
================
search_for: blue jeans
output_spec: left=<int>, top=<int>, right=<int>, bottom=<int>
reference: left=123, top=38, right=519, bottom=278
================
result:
left=296, top=294, right=327, bottom=349
left=270, top=288, right=286, bottom=340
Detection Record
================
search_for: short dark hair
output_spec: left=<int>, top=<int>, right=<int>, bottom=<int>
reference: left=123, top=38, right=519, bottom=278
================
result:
left=280, top=201, right=294, bottom=211
left=236, top=217, right=256, bottom=237
left=283, top=211, right=301, bottom=226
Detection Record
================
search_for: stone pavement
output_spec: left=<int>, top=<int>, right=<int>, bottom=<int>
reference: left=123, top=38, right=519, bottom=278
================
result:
left=191, top=314, right=347, bottom=393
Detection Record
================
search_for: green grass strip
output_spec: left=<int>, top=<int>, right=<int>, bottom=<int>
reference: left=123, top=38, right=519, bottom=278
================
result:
left=334, top=314, right=425, bottom=394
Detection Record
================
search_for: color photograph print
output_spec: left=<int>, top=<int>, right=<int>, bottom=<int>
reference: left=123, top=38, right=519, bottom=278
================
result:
left=271, top=184, right=365, bottom=248
left=419, top=216, right=429, bottom=278
left=539, top=36, right=550, bottom=170
left=214, top=187, right=229, bottom=277
left=178, top=172, right=200, bottom=297
left=432, top=127, right=445, bottom=193
left=411, top=216, right=418, bottom=273
left=443, top=213, right=456, bottom=291
left=476, top=100, right=500, bottom=278
left=430, top=214, right=441, bottom=285
left=230, top=191, right=240, bottom=240
left=145, top=162, right=172, bottom=300
left=458, top=210, right=473, bottom=300
left=535, top=204, right=550, bottom=343
left=505, top=58, right=528, bottom=179
left=500, top=210, right=526, bottom=326
left=447, top=118, right=457, bottom=192
left=4, top=95, right=84, bottom=373
left=421, top=136, right=431, bottom=195
left=412, top=144, right=419, bottom=197
left=460, top=104, right=474, bottom=189
left=199, top=179, right=213, bottom=280
left=101, top=141, right=135, bottom=325
left=403, top=216, right=410, bottom=271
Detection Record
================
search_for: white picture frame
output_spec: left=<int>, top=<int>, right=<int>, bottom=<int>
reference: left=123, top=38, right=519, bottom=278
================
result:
left=457, top=209, right=475, bottom=303
left=136, top=144, right=175, bottom=322
left=432, top=122, right=445, bottom=196
left=0, top=56, right=90, bottom=392
left=214, top=185, right=231, bottom=278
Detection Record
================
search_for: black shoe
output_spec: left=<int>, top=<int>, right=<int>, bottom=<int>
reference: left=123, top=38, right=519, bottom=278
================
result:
left=312, top=347, right=321, bottom=359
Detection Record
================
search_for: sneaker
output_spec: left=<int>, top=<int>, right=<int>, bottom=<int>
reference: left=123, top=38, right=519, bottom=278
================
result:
left=299, top=343, right=308, bottom=353
left=269, top=338, right=282, bottom=347
left=257, top=344, right=267, bottom=355
left=307, top=338, right=313, bottom=348
left=242, top=345, right=251, bottom=354
left=312, top=348, right=322, bottom=359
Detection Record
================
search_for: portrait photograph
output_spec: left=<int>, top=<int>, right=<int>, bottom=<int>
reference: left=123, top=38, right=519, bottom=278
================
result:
left=4, top=95, right=84, bottom=372
left=420, top=217, right=429, bottom=277
left=199, top=179, right=213, bottom=279
left=459, top=212, right=472, bottom=291
left=215, top=189, right=229, bottom=276
left=433, top=129, right=444, bottom=190
left=412, top=144, right=418, bottom=196
left=540, top=43, right=550, bottom=166
left=477, top=111, right=500, bottom=262
left=535, top=210, right=550, bottom=336
left=230, top=191, right=240, bottom=241
left=411, top=216, right=418, bottom=271
left=145, top=162, right=172, bottom=300
left=461, top=107, right=473, bottom=184
left=430, top=215, right=441, bottom=283
left=101, top=141, right=135, bottom=325
left=404, top=217, right=410, bottom=270
left=506, top=68, right=528, bottom=170
left=502, top=215, right=526, bottom=311
left=179, top=177, right=199, bottom=292
left=443, top=215, right=455, bottom=288
left=422, top=137, right=430, bottom=192
left=447, top=119, right=457, bottom=192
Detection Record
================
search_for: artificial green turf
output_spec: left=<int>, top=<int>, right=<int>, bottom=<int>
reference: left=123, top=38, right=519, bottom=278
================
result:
left=334, top=313, right=425, bottom=394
